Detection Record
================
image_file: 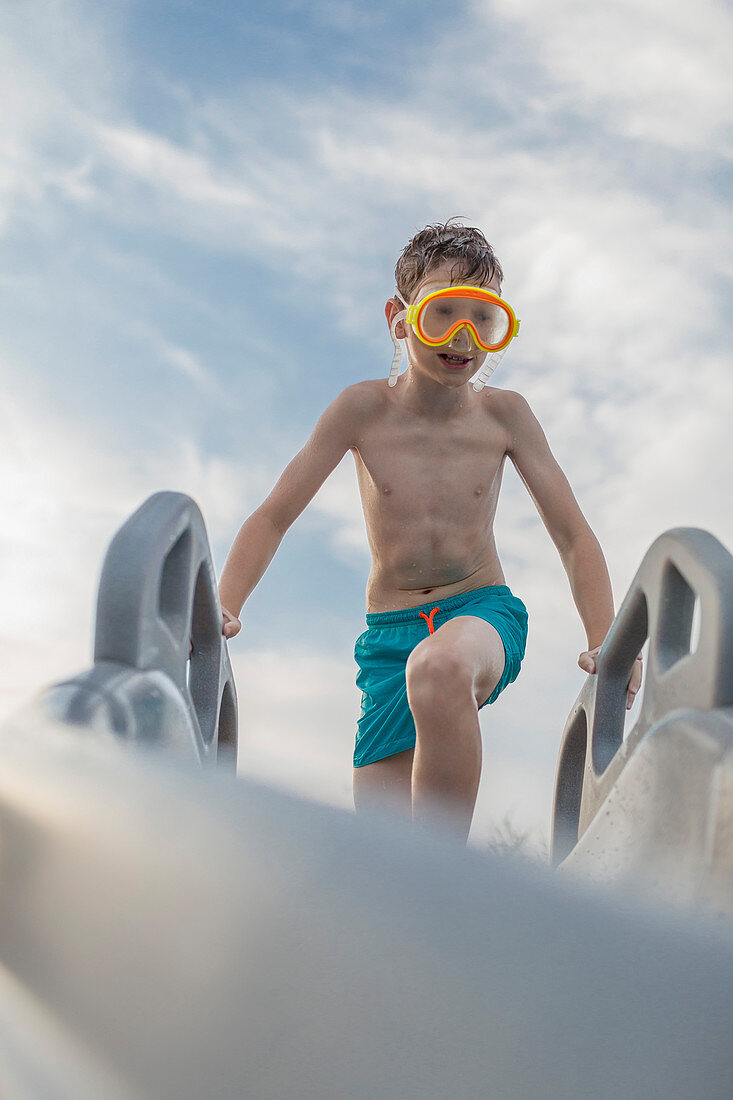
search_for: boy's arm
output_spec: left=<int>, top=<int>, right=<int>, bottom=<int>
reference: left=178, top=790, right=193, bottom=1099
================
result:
left=218, top=387, right=361, bottom=632
left=499, top=392, right=641, bottom=707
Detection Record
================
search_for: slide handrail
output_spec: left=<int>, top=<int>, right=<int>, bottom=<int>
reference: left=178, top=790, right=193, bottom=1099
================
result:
left=552, top=527, right=733, bottom=866
left=41, top=491, right=237, bottom=766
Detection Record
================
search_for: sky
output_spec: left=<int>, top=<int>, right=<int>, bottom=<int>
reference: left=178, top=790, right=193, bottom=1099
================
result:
left=1, top=0, right=731, bottom=850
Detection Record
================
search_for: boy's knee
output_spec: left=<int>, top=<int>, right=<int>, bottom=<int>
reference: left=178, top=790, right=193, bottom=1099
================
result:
left=406, top=643, right=473, bottom=710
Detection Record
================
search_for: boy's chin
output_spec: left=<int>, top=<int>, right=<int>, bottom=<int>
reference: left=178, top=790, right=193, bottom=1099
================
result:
left=437, top=372, right=473, bottom=389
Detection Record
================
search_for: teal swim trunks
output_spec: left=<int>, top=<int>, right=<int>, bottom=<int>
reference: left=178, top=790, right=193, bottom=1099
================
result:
left=354, top=585, right=528, bottom=768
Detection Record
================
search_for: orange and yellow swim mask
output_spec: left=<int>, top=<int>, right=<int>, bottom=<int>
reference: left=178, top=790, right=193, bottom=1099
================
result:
left=403, top=284, right=520, bottom=353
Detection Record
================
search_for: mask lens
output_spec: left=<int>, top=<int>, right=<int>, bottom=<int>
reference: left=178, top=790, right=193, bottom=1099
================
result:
left=419, top=293, right=511, bottom=350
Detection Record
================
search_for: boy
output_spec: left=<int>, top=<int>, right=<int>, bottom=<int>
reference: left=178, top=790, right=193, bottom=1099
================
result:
left=218, top=221, right=641, bottom=843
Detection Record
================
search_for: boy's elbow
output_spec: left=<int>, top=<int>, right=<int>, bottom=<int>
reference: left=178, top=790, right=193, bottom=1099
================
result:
left=556, top=518, right=597, bottom=557
left=569, top=518, right=597, bottom=544
left=562, top=525, right=604, bottom=569
left=255, top=501, right=294, bottom=539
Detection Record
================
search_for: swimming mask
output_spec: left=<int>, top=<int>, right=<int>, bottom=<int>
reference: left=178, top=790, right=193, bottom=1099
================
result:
left=388, top=284, right=520, bottom=391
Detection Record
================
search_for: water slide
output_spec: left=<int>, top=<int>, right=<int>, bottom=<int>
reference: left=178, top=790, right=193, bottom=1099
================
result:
left=0, top=493, right=731, bottom=1098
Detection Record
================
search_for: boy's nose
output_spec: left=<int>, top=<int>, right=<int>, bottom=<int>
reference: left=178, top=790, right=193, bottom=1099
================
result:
left=447, top=325, right=473, bottom=352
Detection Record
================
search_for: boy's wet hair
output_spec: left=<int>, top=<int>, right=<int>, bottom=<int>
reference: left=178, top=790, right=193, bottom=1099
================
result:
left=395, top=218, right=504, bottom=302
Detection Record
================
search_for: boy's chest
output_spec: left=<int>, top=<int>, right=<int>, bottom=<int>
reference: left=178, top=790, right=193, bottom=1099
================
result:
left=352, top=412, right=509, bottom=515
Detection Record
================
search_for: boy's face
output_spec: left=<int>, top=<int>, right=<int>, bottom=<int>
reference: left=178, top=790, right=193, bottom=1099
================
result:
left=387, top=259, right=502, bottom=389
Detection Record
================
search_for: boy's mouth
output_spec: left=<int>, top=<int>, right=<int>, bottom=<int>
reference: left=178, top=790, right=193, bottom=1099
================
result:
left=438, top=353, right=472, bottom=369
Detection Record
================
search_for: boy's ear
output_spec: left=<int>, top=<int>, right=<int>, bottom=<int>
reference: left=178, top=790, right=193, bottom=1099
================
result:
left=385, top=297, right=407, bottom=340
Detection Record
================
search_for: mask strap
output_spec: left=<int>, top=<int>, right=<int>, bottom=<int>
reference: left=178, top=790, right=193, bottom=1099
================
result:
left=472, top=347, right=508, bottom=392
left=388, top=303, right=408, bottom=388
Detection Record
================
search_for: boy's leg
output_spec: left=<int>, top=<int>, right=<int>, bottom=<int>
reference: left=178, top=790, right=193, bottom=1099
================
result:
left=406, top=616, right=505, bottom=843
left=353, top=747, right=414, bottom=820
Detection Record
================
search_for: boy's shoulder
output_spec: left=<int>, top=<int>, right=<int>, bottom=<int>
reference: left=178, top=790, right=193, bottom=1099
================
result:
left=315, top=380, right=387, bottom=447
left=341, top=378, right=389, bottom=402
left=483, top=386, right=535, bottom=424
left=333, top=379, right=390, bottom=419
left=480, top=387, right=539, bottom=453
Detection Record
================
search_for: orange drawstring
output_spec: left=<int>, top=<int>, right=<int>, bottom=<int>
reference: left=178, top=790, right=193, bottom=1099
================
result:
left=418, top=607, right=440, bottom=635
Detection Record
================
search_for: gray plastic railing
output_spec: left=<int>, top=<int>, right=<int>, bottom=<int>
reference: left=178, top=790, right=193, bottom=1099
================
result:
left=40, top=491, right=237, bottom=766
left=552, top=527, right=733, bottom=874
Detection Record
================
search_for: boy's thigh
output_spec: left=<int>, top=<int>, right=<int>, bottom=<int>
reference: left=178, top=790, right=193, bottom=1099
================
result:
left=353, top=747, right=414, bottom=818
left=409, top=614, right=506, bottom=708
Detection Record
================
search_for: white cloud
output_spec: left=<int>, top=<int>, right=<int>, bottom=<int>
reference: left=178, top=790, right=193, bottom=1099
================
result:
left=486, top=0, right=733, bottom=151
left=132, top=323, right=221, bottom=391
left=156, top=341, right=210, bottom=386
left=0, top=1, right=121, bottom=230
left=95, top=123, right=257, bottom=211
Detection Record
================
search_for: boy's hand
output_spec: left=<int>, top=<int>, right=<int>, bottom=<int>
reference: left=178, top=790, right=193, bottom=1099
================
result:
left=221, top=606, right=242, bottom=640
left=578, top=646, right=643, bottom=710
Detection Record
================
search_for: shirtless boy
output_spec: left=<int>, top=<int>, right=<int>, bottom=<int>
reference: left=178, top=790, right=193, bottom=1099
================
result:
left=218, top=221, right=641, bottom=843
